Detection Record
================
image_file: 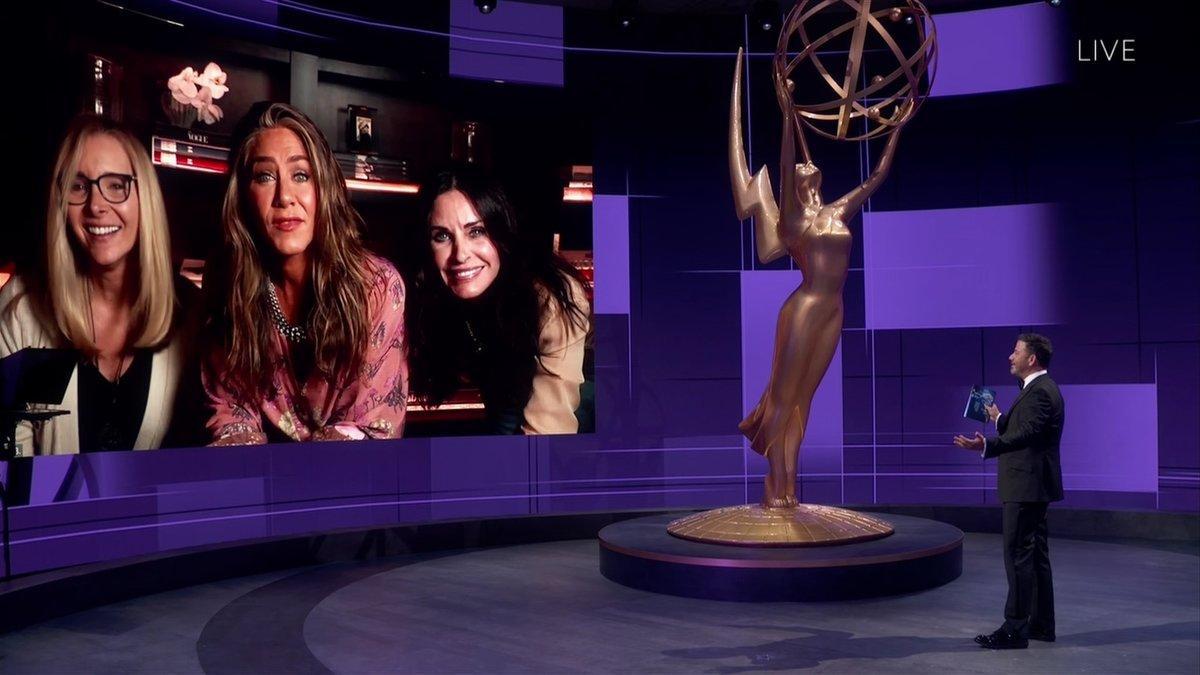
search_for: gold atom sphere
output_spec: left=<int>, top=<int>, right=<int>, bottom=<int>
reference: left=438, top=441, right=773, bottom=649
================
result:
left=774, top=0, right=938, bottom=142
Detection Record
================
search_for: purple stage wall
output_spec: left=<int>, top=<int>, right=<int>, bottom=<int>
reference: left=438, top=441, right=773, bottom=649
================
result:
left=449, top=0, right=564, bottom=86
left=862, top=203, right=1063, bottom=330
left=2, top=1, right=1196, bottom=577
left=929, top=2, right=1069, bottom=97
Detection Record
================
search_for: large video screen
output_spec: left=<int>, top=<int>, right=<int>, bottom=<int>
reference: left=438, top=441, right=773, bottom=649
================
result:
left=0, top=0, right=1195, bottom=577
left=2, top=0, right=597, bottom=457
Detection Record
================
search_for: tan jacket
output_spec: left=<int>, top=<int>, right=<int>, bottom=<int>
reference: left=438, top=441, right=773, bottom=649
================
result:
left=0, top=276, right=185, bottom=456
left=521, top=276, right=590, bottom=435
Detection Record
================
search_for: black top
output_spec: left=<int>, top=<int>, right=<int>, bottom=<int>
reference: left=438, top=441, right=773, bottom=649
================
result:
left=77, top=350, right=152, bottom=453
left=462, top=316, right=527, bottom=435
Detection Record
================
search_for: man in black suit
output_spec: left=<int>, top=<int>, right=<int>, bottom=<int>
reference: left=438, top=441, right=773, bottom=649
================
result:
left=954, top=333, right=1065, bottom=649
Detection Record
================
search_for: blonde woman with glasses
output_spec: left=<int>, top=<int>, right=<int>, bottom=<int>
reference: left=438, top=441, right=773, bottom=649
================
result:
left=0, top=115, right=191, bottom=456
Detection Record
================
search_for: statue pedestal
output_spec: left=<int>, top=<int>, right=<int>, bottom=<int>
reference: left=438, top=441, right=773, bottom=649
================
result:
left=599, top=512, right=962, bottom=601
left=667, top=503, right=894, bottom=546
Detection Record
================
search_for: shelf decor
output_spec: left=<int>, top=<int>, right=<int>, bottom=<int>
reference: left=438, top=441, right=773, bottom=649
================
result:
left=151, top=134, right=229, bottom=174
left=162, top=63, right=229, bottom=129
left=346, top=105, right=377, bottom=153
left=88, top=54, right=123, bottom=122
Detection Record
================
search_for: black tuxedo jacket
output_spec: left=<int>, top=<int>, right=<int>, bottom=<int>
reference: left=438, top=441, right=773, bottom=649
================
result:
left=985, top=374, right=1065, bottom=503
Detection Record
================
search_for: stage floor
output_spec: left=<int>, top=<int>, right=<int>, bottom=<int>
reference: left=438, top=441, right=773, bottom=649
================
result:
left=1, top=533, right=1196, bottom=673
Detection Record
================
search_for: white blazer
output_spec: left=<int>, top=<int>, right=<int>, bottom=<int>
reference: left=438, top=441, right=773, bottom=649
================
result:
left=0, top=276, right=184, bottom=456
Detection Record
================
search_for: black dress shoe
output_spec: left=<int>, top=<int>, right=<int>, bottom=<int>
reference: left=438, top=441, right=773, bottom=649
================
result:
left=1028, top=629, right=1056, bottom=642
left=974, top=629, right=1028, bottom=649
left=973, top=630, right=999, bottom=646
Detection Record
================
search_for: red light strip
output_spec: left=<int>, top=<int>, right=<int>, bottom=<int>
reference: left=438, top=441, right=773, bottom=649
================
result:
left=345, top=178, right=420, bottom=194
left=563, top=186, right=593, bottom=202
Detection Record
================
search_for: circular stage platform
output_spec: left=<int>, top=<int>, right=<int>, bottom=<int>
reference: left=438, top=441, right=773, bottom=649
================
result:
left=599, top=512, right=963, bottom=601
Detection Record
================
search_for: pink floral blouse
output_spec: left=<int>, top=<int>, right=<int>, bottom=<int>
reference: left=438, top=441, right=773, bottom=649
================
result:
left=204, top=257, right=408, bottom=443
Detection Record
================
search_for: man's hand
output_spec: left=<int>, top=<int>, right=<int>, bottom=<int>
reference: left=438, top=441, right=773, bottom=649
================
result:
left=954, top=431, right=985, bottom=451
left=984, top=403, right=1000, bottom=424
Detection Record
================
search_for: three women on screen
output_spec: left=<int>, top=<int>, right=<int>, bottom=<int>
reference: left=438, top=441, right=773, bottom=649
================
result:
left=2, top=103, right=590, bottom=455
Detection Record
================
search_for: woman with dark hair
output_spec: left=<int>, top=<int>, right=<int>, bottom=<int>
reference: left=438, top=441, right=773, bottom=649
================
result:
left=408, top=169, right=590, bottom=434
left=202, top=102, right=407, bottom=445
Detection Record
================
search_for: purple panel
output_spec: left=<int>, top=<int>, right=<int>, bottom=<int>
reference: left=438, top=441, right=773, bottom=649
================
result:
left=842, top=446, right=874, bottom=474
left=863, top=203, right=1062, bottom=329
left=1158, top=488, right=1200, bottom=514
left=843, top=475, right=875, bottom=504
left=266, top=441, right=409, bottom=530
left=449, top=0, right=563, bottom=86
left=1136, top=173, right=1200, bottom=343
left=931, top=2, right=1068, bottom=97
left=10, top=529, right=158, bottom=576
left=660, top=436, right=745, bottom=487
left=741, top=271, right=843, bottom=486
left=156, top=479, right=268, bottom=549
left=873, top=331, right=904, bottom=377
left=265, top=498, right=420, bottom=537
left=1059, top=383, right=1158, bottom=493
left=448, top=51, right=560, bottom=87
left=842, top=377, right=874, bottom=447
left=267, top=445, right=398, bottom=501
left=1155, top=343, right=1200, bottom=511
left=647, top=378, right=743, bottom=441
left=29, top=456, right=78, bottom=503
left=1059, top=491, right=1157, bottom=511
left=429, top=435, right=532, bottom=520
left=872, top=376, right=903, bottom=446
left=160, top=511, right=270, bottom=551
left=536, top=485, right=734, bottom=514
left=799, top=477, right=842, bottom=505
left=153, top=477, right=266, bottom=513
left=593, top=195, right=630, bottom=315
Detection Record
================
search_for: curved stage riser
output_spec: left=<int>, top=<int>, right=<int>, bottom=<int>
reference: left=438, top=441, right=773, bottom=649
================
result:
left=599, top=512, right=964, bottom=601
left=600, top=545, right=962, bottom=601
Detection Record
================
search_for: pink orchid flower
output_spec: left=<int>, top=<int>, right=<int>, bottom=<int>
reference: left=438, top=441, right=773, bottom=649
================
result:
left=189, top=86, right=212, bottom=110
left=199, top=101, right=223, bottom=125
left=166, top=63, right=229, bottom=125
left=195, top=62, right=229, bottom=100
left=168, top=67, right=198, bottom=103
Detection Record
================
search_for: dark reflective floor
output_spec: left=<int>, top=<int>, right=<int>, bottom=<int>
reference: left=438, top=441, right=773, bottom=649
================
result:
left=1, top=533, right=1197, bottom=673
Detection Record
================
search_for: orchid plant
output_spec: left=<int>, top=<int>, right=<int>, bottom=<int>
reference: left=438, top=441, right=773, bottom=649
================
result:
left=164, top=63, right=229, bottom=126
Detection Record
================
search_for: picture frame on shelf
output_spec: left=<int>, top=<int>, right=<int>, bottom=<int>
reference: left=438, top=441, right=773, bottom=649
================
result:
left=346, top=105, right=377, bottom=153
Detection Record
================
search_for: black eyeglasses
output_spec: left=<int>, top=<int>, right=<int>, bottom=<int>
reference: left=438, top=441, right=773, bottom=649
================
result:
left=67, top=173, right=137, bottom=205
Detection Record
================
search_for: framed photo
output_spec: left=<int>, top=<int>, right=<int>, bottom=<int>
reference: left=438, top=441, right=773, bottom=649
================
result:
left=346, top=105, right=377, bottom=153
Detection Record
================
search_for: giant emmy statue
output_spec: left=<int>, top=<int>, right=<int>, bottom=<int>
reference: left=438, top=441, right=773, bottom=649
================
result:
left=669, top=0, right=937, bottom=546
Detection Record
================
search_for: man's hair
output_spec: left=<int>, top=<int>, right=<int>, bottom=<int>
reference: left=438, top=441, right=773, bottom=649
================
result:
left=1018, top=333, right=1053, bottom=368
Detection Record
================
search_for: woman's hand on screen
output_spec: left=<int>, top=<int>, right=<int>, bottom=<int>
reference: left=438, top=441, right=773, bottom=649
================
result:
left=312, top=426, right=354, bottom=442
left=211, top=431, right=267, bottom=447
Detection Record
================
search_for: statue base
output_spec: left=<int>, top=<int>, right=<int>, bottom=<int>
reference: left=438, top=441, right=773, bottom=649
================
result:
left=601, top=512, right=961, bottom=601
left=666, top=503, right=894, bottom=546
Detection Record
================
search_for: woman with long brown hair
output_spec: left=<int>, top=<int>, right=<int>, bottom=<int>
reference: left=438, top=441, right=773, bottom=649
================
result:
left=202, top=102, right=407, bottom=444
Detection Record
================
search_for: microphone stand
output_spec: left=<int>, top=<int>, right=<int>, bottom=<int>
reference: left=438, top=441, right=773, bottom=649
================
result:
left=2, top=411, right=17, bottom=581
left=1, top=409, right=68, bottom=580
